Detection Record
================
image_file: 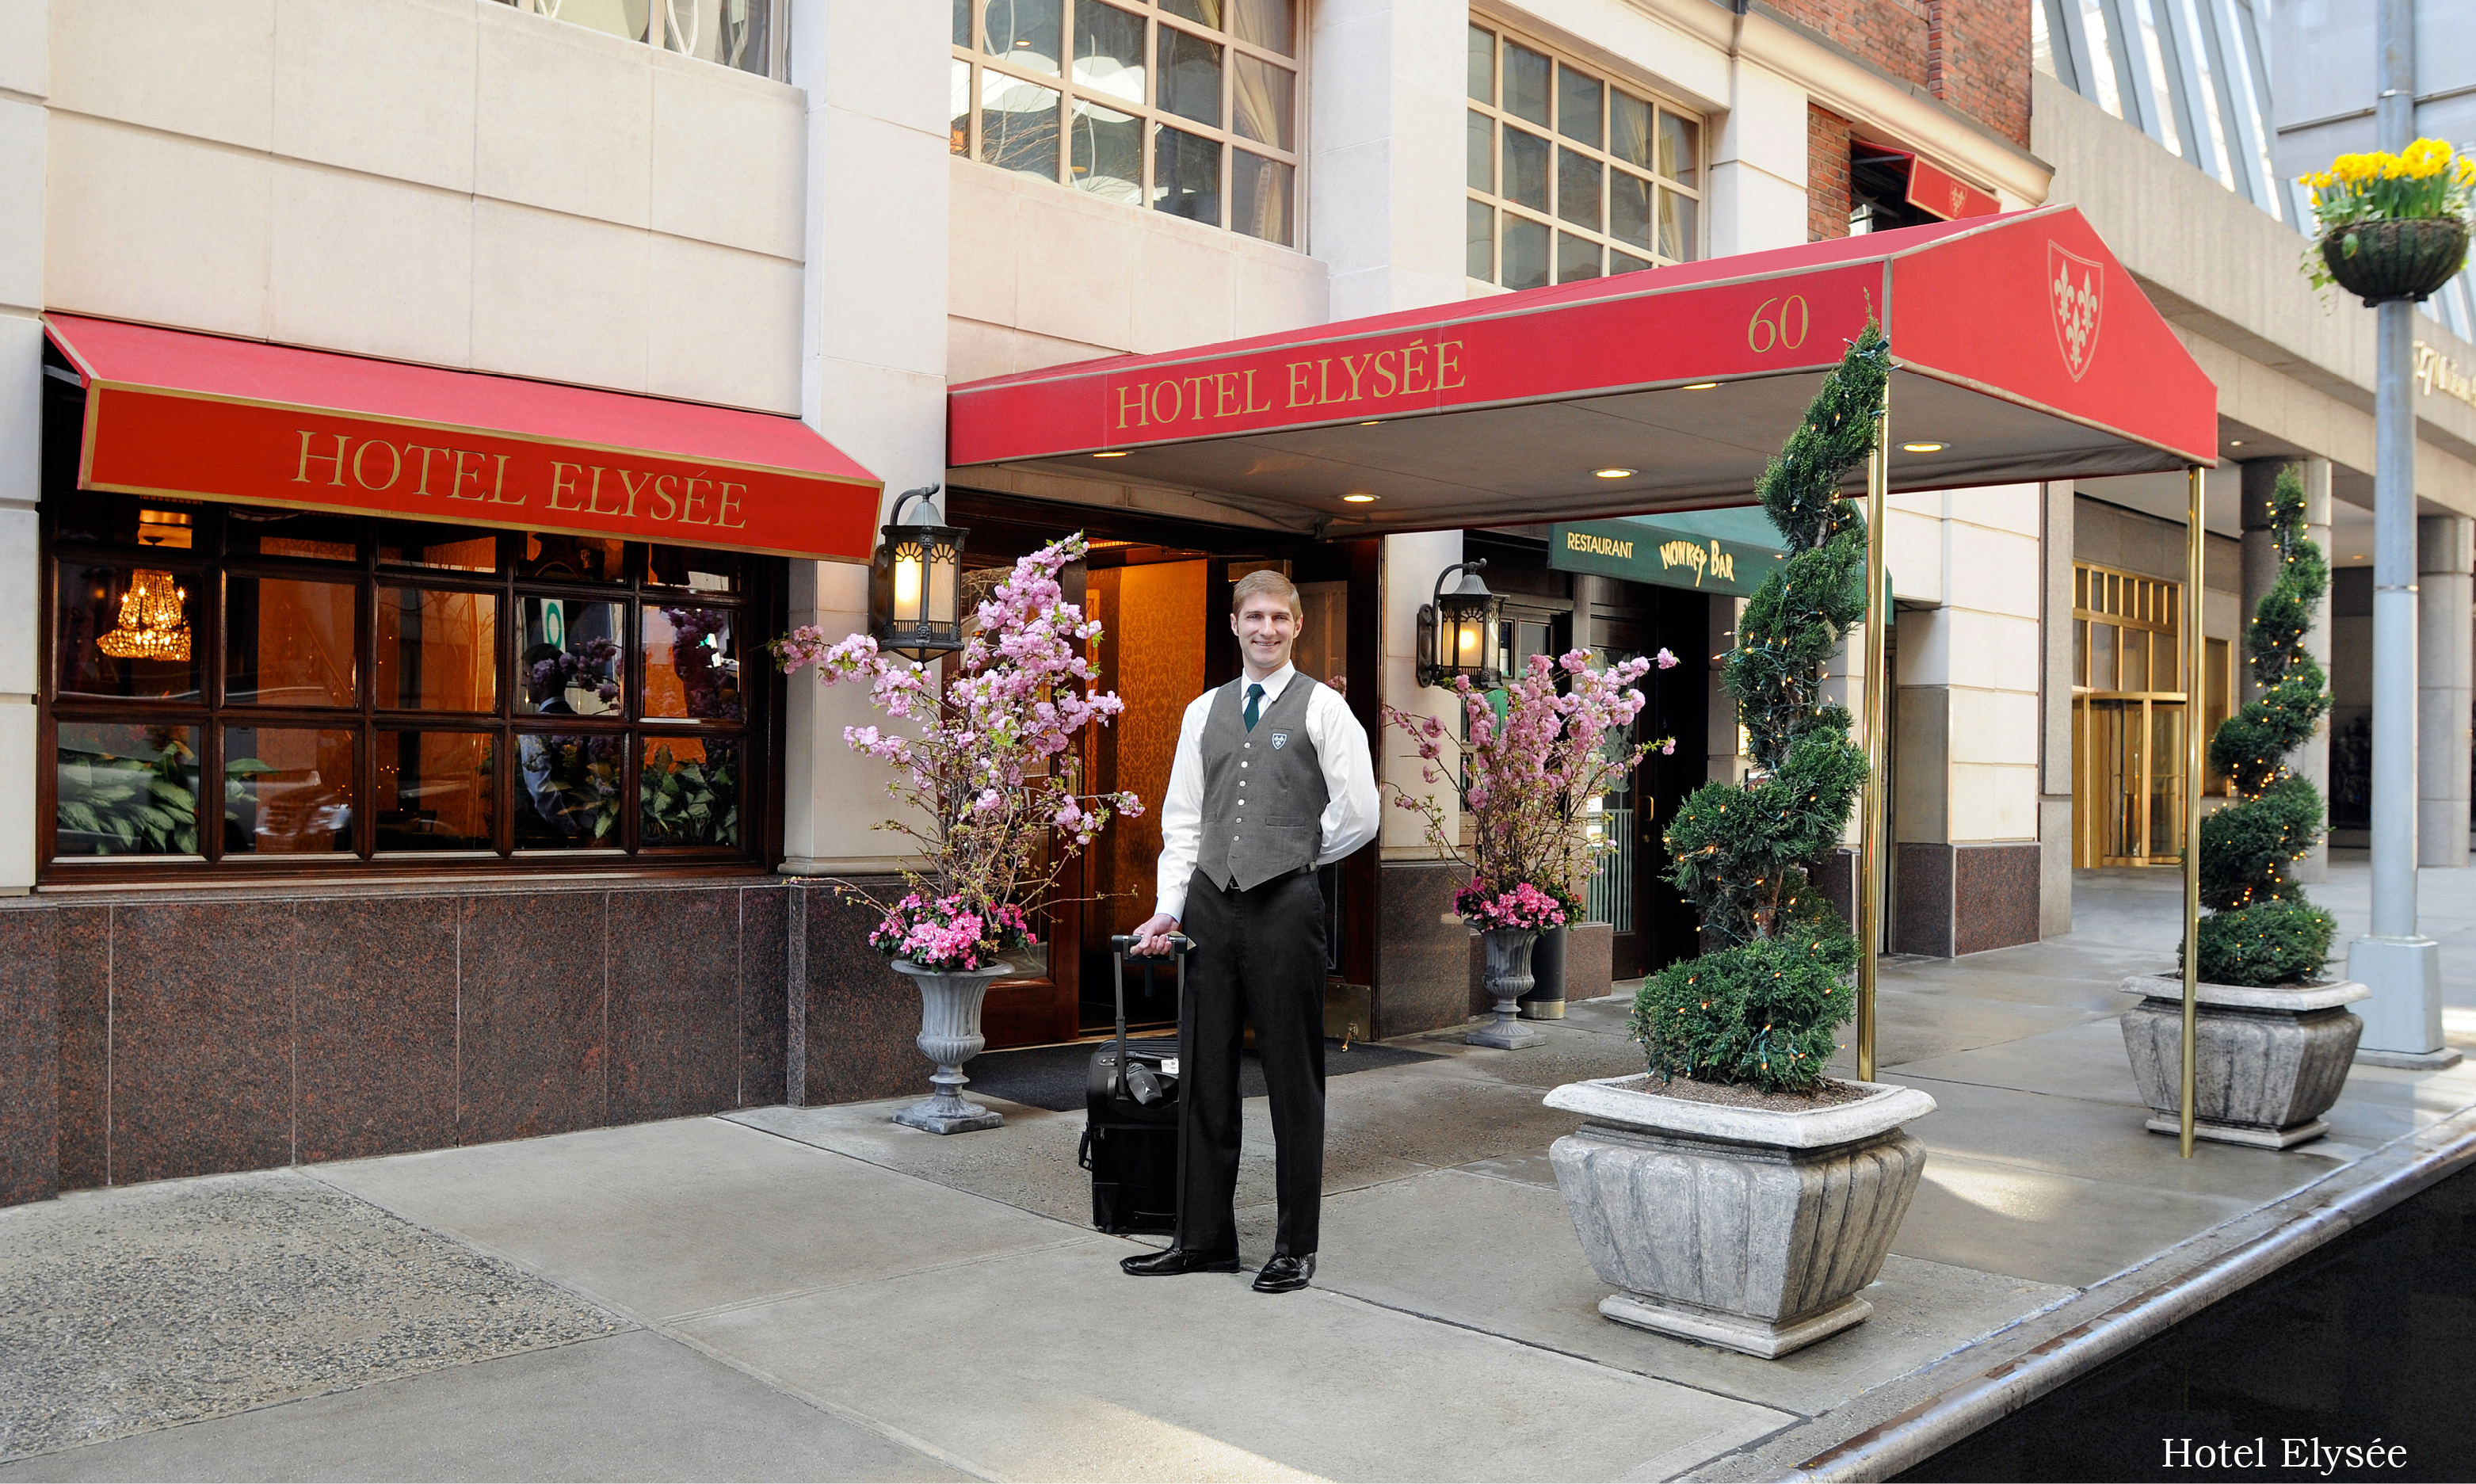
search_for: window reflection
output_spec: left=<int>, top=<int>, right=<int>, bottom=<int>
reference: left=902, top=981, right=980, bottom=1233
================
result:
left=982, top=72, right=1062, bottom=178
left=1503, top=43, right=1551, bottom=126
left=1074, top=2, right=1144, bottom=103
left=518, top=598, right=625, bottom=717
left=1071, top=98, right=1143, bottom=203
left=380, top=524, right=501, bottom=572
left=377, top=588, right=498, bottom=714
left=643, top=605, right=742, bottom=721
left=227, top=577, right=357, bottom=708
left=376, top=731, right=495, bottom=852
left=55, top=723, right=199, bottom=856
left=1558, top=67, right=1602, bottom=147
left=223, top=726, right=355, bottom=855
left=229, top=508, right=360, bottom=562
left=1230, top=151, right=1291, bottom=246
left=518, top=533, right=626, bottom=583
left=1154, top=124, right=1219, bottom=222
left=642, top=737, right=740, bottom=848
left=1157, top=26, right=1222, bottom=126
left=1232, top=54, right=1291, bottom=148
left=515, top=734, right=624, bottom=849
left=1556, top=231, right=1602, bottom=284
left=985, top=0, right=1061, bottom=71
left=1558, top=147, right=1602, bottom=229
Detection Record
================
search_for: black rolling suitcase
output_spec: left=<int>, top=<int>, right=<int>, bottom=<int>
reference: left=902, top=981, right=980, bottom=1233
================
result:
left=1078, top=933, right=1192, bottom=1234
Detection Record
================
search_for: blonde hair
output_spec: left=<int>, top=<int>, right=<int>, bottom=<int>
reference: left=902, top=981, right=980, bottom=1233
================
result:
left=1230, top=567, right=1303, bottom=619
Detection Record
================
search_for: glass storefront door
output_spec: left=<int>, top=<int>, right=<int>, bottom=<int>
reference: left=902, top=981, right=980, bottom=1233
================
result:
left=2072, top=563, right=2188, bottom=867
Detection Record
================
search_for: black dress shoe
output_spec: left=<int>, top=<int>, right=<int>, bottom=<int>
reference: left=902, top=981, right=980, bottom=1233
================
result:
left=1252, top=1253, right=1315, bottom=1292
left=1120, top=1246, right=1241, bottom=1276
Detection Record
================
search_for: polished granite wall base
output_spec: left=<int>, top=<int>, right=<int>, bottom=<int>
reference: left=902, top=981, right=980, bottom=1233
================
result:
left=1893, top=843, right=2044, bottom=958
left=1377, top=862, right=1471, bottom=1039
left=11, top=879, right=790, bottom=1206
left=792, top=877, right=929, bottom=1108
left=1953, top=844, right=2043, bottom=956
left=0, top=911, right=59, bottom=1206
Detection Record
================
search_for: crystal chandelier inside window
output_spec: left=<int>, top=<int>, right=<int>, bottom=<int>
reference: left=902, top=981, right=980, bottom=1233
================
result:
left=97, top=570, right=191, bottom=662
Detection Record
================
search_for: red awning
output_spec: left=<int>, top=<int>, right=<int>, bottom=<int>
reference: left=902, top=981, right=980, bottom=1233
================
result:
left=944, top=206, right=2215, bottom=536
left=45, top=315, right=883, bottom=563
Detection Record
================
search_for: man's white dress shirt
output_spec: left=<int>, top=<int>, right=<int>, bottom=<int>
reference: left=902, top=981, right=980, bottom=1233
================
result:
left=1154, top=663, right=1381, bottom=923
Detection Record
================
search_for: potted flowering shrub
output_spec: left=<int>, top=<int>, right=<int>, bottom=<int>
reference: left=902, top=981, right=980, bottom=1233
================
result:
left=1544, top=327, right=1936, bottom=1360
left=2300, top=139, right=2474, bottom=305
left=773, top=534, right=1139, bottom=1134
left=1386, top=647, right=1669, bottom=1049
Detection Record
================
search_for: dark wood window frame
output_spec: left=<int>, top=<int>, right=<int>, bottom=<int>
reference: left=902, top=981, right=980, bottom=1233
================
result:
left=39, top=492, right=784, bottom=888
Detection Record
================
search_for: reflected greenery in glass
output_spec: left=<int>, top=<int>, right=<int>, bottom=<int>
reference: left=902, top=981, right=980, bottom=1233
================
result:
left=642, top=738, right=739, bottom=848
left=55, top=724, right=204, bottom=856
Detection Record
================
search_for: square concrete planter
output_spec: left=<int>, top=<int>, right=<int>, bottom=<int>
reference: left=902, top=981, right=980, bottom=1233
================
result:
left=2119, top=975, right=2367, bottom=1148
left=1543, top=1074, right=1936, bottom=1359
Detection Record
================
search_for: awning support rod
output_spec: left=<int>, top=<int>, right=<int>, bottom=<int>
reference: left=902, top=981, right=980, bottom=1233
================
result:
left=1857, top=377, right=1891, bottom=1082
left=2180, top=464, right=2205, bottom=1157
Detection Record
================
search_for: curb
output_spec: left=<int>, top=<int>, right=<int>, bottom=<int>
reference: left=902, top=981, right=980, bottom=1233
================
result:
left=1684, top=1101, right=2476, bottom=1483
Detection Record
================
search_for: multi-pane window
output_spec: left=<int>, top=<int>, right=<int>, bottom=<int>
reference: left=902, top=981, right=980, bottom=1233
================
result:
left=491, top=0, right=780, bottom=78
left=951, top=0, right=1303, bottom=247
left=1464, top=20, right=1702, bottom=290
left=45, top=494, right=769, bottom=876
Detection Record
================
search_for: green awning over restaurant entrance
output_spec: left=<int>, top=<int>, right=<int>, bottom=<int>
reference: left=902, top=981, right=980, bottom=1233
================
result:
left=1547, top=507, right=1786, bottom=598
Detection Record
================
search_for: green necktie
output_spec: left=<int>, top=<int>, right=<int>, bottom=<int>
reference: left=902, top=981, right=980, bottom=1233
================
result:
left=1244, top=682, right=1264, bottom=731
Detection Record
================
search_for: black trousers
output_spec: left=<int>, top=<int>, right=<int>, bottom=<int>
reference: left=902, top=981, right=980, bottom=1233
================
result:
left=1177, top=868, right=1326, bottom=1257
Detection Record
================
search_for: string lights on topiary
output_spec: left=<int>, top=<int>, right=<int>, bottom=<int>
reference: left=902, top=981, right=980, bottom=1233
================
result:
left=1627, top=327, right=1889, bottom=1094
left=2191, top=464, right=2338, bottom=983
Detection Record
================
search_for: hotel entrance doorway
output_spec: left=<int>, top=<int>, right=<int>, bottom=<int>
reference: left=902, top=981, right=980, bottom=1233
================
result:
left=946, top=491, right=1380, bottom=1050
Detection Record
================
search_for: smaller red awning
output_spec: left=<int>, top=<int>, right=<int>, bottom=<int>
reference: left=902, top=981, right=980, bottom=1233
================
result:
left=44, top=316, right=883, bottom=563
left=1852, top=144, right=2001, bottom=222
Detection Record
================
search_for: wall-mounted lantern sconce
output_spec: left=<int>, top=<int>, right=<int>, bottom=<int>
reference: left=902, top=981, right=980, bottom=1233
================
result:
left=1415, top=559, right=1505, bottom=689
left=869, top=484, right=967, bottom=662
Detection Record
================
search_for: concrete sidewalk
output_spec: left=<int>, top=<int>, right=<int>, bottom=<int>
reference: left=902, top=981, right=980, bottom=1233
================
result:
left=5, top=860, right=2474, bottom=1482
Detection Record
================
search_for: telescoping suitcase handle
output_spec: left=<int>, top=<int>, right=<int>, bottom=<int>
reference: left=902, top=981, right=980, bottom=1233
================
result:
left=1108, top=933, right=1192, bottom=1104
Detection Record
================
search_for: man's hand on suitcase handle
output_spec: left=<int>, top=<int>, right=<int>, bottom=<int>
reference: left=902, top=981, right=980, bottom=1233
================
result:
left=1129, top=913, right=1181, bottom=958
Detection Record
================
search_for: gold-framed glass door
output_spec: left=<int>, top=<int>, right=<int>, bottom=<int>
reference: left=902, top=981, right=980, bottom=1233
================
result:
left=2072, top=563, right=2188, bottom=867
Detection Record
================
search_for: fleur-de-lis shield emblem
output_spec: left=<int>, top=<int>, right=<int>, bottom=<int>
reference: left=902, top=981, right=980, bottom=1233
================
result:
left=2048, top=242, right=2104, bottom=383
left=1270, top=731, right=1290, bottom=750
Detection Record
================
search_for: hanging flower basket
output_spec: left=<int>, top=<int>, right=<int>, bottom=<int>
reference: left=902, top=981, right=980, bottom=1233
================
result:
left=2298, top=139, right=2474, bottom=303
left=2319, top=218, right=2470, bottom=306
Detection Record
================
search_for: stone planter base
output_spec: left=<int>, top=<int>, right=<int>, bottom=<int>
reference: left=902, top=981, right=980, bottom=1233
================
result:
left=889, top=959, right=1011, bottom=1135
left=1545, top=1074, right=1936, bottom=1360
left=1600, top=1288, right=1875, bottom=1360
left=2119, top=975, right=2367, bottom=1149
left=1471, top=927, right=1547, bottom=1048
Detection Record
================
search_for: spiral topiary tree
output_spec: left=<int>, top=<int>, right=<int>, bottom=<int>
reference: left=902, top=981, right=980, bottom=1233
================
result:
left=1628, top=327, right=1887, bottom=1093
left=2192, top=464, right=2337, bottom=985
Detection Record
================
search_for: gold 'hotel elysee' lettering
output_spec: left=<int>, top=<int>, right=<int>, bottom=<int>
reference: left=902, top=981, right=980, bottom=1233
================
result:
left=1113, top=335, right=1469, bottom=431
left=291, top=429, right=749, bottom=528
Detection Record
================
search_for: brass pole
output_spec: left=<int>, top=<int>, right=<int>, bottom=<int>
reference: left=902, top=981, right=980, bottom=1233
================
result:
left=1857, top=380, right=1891, bottom=1082
left=2180, top=464, right=2205, bottom=1157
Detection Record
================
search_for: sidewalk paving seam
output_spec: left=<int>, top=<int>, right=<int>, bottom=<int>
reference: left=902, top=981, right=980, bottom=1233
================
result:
left=1677, top=1100, right=2476, bottom=1483
left=654, top=1235, right=1113, bottom=1326
left=1307, top=1274, right=1809, bottom=1424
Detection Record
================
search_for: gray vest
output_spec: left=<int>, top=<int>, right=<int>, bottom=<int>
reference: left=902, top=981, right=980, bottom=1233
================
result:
left=1192, top=674, right=1328, bottom=892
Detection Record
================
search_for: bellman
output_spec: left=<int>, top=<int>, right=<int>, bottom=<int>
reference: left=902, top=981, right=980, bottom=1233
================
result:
left=1123, top=567, right=1380, bottom=1292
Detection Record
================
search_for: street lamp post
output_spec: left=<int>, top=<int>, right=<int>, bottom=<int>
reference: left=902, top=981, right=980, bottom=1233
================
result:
left=2346, top=0, right=2454, bottom=1066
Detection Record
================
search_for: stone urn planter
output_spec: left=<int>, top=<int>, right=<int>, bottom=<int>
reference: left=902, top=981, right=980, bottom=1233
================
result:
left=1469, top=926, right=1547, bottom=1049
left=1544, top=1074, right=1936, bottom=1359
left=2119, top=975, right=2367, bottom=1148
left=2320, top=218, right=2470, bottom=305
left=888, top=959, right=1013, bottom=1135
